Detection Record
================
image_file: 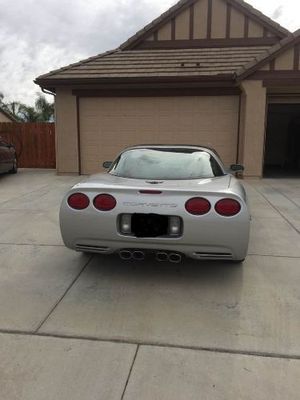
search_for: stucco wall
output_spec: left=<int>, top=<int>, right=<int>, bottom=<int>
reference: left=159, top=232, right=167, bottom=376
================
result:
left=275, top=47, right=295, bottom=70
left=240, top=80, right=267, bottom=177
left=211, top=0, right=227, bottom=39
left=175, top=7, right=190, bottom=40
left=55, top=88, right=79, bottom=174
left=194, top=0, right=208, bottom=39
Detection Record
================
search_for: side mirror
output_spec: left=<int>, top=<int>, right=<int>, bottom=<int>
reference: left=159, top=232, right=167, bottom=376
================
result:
left=103, top=161, right=112, bottom=169
left=230, top=164, right=244, bottom=173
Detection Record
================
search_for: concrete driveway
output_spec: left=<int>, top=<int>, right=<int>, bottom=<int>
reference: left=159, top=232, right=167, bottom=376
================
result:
left=0, top=169, right=299, bottom=400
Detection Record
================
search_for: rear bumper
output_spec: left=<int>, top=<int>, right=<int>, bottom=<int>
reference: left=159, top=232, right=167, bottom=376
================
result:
left=73, top=239, right=247, bottom=260
left=61, top=217, right=250, bottom=261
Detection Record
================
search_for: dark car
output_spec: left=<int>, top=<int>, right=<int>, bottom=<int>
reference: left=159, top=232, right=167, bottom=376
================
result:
left=0, top=138, right=17, bottom=174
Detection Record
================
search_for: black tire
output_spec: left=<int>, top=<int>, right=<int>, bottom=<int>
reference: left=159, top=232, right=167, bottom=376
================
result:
left=9, top=158, right=17, bottom=174
left=231, top=259, right=245, bottom=264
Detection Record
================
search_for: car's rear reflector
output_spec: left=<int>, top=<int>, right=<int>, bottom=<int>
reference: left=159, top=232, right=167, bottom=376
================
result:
left=215, top=198, right=241, bottom=217
left=139, top=190, right=162, bottom=194
left=93, top=194, right=117, bottom=211
left=185, top=197, right=211, bottom=215
left=67, top=193, right=90, bottom=210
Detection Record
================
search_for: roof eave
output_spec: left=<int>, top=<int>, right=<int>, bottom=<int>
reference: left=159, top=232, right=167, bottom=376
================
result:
left=35, top=74, right=237, bottom=90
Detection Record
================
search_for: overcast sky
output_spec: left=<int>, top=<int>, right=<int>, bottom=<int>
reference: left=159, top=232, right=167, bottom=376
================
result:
left=0, top=0, right=299, bottom=106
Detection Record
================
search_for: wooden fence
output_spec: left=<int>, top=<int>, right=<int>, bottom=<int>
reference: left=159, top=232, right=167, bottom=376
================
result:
left=0, top=122, right=55, bottom=168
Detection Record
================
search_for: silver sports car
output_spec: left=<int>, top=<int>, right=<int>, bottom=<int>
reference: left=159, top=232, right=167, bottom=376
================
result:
left=60, top=145, right=250, bottom=263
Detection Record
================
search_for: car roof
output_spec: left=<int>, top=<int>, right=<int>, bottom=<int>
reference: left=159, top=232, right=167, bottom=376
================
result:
left=124, top=144, right=221, bottom=158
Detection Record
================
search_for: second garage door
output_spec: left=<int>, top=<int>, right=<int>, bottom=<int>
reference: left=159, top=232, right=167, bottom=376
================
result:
left=79, top=96, right=240, bottom=174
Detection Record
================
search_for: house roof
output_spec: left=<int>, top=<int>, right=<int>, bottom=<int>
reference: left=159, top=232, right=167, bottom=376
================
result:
left=120, top=0, right=290, bottom=50
left=0, top=106, right=18, bottom=122
left=36, top=46, right=272, bottom=85
left=35, top=0, right=297, bottom=89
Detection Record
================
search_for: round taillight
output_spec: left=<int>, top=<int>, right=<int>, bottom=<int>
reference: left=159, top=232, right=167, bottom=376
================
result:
left=215, top=198, right=241, bottom=217
left=185, top=197, right=211, bottom=215
left=93, top=194, right=117, bottom=211
left=67, top=193, right=89, bottom=210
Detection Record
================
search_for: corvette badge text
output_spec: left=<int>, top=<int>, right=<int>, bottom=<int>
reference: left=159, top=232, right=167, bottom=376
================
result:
left=123, top=202, right=178, bottom=208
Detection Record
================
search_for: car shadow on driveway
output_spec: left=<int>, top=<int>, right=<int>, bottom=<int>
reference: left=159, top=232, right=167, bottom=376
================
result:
left=89, top=253, right=244, bottom=287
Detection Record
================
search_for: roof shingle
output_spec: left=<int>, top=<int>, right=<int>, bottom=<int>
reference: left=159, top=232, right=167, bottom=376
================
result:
left=36, top=46, right=272, bottom=82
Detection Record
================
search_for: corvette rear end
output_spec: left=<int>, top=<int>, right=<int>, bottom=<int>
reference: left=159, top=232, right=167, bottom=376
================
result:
left=60, top=145, right=250, bottom=262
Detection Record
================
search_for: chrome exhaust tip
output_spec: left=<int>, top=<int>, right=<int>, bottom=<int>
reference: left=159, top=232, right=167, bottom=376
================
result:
left=168, top=253, right=182, bottom=264
left=132, top=251, right=145, bottom=261
left=156, top=252, right=169, bottom=262
left=119, top=250, right=133, bottom=260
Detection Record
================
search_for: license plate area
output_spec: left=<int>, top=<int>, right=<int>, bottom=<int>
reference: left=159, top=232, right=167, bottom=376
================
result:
left=119, top=213, right=182, bottom=238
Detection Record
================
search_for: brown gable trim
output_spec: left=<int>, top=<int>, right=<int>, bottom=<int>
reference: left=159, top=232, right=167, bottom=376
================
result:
left=294, top=45, right=300, bottom=70
left=121, top=0, right=289, bottom=51
left=237, top=32, right=300, bottom=80
left=171, top=18, right=176, bottom=40
left=244, top=16, right=249, bottom=38
left=73, top=87, right=241, bottom=97
left=136, top=37, right=278, bottom=50
left=207, top=0, right=212, bottom=39
left=248, top=71, right=300, bottom=81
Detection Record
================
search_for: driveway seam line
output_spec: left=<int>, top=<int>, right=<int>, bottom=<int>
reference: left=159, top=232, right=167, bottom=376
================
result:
left=0, top=242, right=65, bottom=247
left=33, top=256, right=93, bottom=333
left=121, top=345, right=139, bottom=400
left=0, top=184, right=51, bottom=206
left=248, top=253, right=300, bottom=259
left=265, top=181, right=300, bottom=210
left=249, top=183, right=300, bottom=235
left=0, top=330, right=299, bottom=361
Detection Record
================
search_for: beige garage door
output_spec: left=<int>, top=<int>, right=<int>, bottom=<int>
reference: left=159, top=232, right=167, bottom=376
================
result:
left=79, top=96, right=239, bottom=174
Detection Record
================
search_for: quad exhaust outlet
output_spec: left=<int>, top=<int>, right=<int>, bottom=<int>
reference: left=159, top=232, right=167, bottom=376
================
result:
left=119, top=250, right=146, bottom=261
left=156, top=251, right=182, bottom=263
left=119, top=250, right=182, bottom=263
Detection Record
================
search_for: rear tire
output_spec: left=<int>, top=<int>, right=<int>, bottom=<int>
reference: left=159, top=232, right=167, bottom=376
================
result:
left=232, top=259, right=245, bottom=264
left=9, top=158, right=17, bottom=174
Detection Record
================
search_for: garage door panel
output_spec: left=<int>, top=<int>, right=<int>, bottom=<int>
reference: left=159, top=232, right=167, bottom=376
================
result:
left=80, top=96, right=239, bottom=174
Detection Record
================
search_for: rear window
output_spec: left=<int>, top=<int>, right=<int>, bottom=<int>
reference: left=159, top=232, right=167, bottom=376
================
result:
left=109, top=148, right=224, bottom=180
